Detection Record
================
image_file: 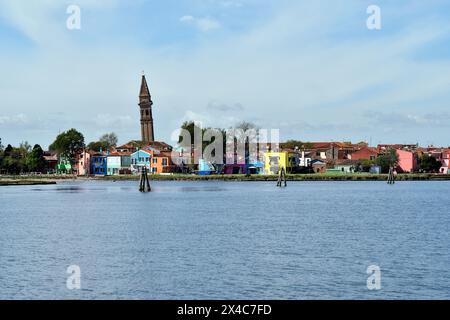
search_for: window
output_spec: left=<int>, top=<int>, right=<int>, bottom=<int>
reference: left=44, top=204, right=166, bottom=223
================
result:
left=152, top=168, right=157, bottom=174
left=153, top=158, right=158, bottom=164
left=162, top=158, right=168, bottom=166
left=146, top=110, right=149, bottom=116
left=146, top=157, right=150, bottom=162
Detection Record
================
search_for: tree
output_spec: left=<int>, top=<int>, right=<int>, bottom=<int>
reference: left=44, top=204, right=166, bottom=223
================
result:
left=4, top=144, right=13, bottom=157
left=419, top=154, right=442, bottom=173
left=2, top=146, right=26, bottom=174
left=19, top=141, right=31, bottom=154
left=99, top=132, right=118, bottom=148
left=281, top=140, right=314, bottom=150
left=360, top=159, right=375, bottom=172
left=26, top=144, right=46, bottom=173
left=49, top=129, right=85, bottom=164
left=376, top=148, right=399, bottom=173
left=87, top=141, right=109, bottom=152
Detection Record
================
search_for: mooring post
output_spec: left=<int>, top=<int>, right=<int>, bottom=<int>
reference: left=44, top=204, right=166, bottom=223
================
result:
left=139, top=168, right=144, bottom=192
left=277, top=167, right=287, bottom=188
left=387, top=167, right=395, bottom=185
left=145, top=167, right=151, bottom=192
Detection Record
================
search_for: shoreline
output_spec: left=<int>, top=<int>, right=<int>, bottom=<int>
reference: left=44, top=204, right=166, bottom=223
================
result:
left=1, top=173, right=450, bottom=185
left=0, top=180, right=57, bottom=186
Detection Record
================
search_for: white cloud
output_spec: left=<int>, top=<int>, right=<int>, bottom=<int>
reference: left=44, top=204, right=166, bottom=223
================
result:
left=1, top=0, right=450, bottom=146
left=180, top=15, right=221, bottom=32
left=0, top=113, right=28, bottom=125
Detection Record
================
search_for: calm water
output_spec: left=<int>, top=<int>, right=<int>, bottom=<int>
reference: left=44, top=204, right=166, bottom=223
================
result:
left=0, top=180, right=449, bottom=300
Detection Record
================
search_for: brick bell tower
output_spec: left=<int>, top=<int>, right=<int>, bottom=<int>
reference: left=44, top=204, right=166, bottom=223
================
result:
left=139, top=74, right=155, bottom=143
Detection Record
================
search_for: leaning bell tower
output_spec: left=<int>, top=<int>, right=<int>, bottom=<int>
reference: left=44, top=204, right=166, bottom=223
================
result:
left=138, top=74, right=155, bottom=143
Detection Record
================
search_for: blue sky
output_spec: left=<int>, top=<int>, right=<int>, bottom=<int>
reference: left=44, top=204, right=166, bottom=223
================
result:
left=1, top=0, right=450, bottom=148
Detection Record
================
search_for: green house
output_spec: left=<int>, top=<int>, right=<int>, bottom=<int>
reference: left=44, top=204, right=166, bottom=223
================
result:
left=57, top=156, right=72, bottom=174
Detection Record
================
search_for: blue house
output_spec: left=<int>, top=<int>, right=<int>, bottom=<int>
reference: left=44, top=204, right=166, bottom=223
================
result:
left=198, top=159, right=215, bottom=175
left=130, top=149, right=153, bottom=173
left=91, top=153, right=107, bottom=176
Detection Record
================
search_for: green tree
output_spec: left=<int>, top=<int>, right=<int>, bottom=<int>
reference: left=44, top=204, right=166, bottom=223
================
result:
left=99, top=132, right=118, bottom=148
left=419, top=154, right=442, bottom=173
left=26, top=144, right=46, bottom=172
left=49, top=129, right=85, bottom=164
left=360, top=159, right=375, bottom=172
left=87, top=141, right=110, bottom=152
left=281, top=140, right=314, bottom=150
left=2, top=147, right=26, bottom=174
left=376, top=148, right=399, bottom=173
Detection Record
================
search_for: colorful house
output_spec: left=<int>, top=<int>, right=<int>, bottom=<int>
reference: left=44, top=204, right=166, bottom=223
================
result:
left=396, top=149, right=417, bottom=173
left=74, top=149, right=91, bottom=176
left=198, top=159, right=215, bottom=175
left=150, top=152, right=171, bottom=174
left=90, top=153, right=107, bottom=176
left=130, top=148, right=171, bottom=174
left=120, top=153, right=132, bottom=174
left=349, top=147, right=378, bottom=161
left=106, top=153, right=121, bottom=176
left=333, top=159, right=359, bottom=173
left=57, top=156, right=72, bottom=174
left=131, top=149, right=152, bottom=173
left=264, top=152, right=288, bottom=175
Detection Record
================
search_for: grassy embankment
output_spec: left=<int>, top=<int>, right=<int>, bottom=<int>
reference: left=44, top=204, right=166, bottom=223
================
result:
left=1, top=173, right=450, bottom=184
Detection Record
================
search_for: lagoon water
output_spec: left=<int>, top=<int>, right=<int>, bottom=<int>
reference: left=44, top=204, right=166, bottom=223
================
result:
left=0, top=180, right=449, bottom=300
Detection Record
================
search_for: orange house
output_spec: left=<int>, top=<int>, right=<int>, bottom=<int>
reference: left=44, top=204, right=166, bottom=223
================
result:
left=137, top=148, right=172, bottom=174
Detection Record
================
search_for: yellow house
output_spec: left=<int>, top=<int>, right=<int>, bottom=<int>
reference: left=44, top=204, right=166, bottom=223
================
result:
left=264, top=152, right=288, bottom=175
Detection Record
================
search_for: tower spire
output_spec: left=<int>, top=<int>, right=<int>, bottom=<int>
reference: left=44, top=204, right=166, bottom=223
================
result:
left=139, top=74, right=151, bottom=99
left=138, top=74, right=155, bottom=143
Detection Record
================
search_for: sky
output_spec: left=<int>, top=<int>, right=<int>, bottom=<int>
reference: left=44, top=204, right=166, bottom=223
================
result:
left=1, top=0, right=450, bottom=148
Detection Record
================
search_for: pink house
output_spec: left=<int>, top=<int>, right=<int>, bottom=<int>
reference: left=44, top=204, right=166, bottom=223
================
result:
left=396, top=149, right=417, bottom=173
left=74, top=149, right=91, bottom=176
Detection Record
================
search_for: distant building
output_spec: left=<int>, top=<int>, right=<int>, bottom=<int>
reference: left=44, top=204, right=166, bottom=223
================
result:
left=131, top=147, right=172, bottom=175
left=43, top=151, right=58, bottom=173
left=349, top=147, right=378, bottom=161
left=57, top=156, right=72, bottom=174
left=264, top=152, right=297, bottom=174
left=396, top=149, right=417, bottom=173
left=311, top=159, right=326, bottom=173
left=377, top=144, right=418, bottom=152
left=305, top=142, right=359, bottom=163
left=106, top=153, right=121, bottom=176
left=74, top=149, right=91, bottom=176
left=91, top=153, right=107, bottom=176
left=333, top=159, right=360, bottom=173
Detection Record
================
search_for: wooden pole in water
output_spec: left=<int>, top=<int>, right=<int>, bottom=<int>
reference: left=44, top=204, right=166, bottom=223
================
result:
left=277, top=167, right=287, bottom=187
left=145, top=167, right=151, bottom=192
left=139, top=168, right=144, bottom=192
left=387, top=166, right=396, bottom=185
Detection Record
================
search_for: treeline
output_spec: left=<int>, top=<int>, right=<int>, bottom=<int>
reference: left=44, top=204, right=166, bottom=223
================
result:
left=0, top=139, right=47, bottom=174
left=0, top=129, right=118, bottom=175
